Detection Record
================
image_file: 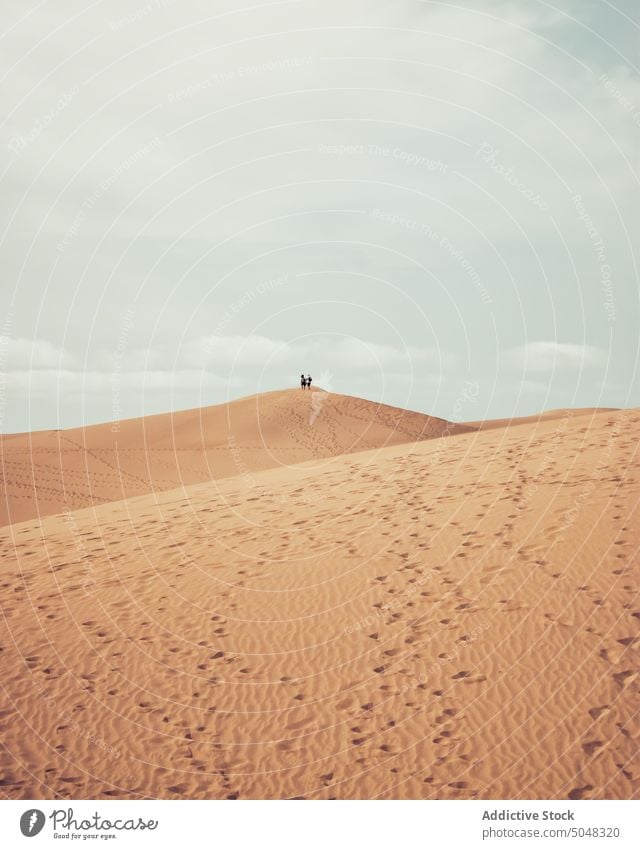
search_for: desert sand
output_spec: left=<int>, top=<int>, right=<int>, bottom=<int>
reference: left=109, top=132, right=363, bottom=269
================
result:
left=0, top=389, right=471, bottom=526
left=0, top=390, right=638, bottom=800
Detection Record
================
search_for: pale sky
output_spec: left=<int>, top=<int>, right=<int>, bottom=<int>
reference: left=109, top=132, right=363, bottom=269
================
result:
left=1, top=0, right=638, bottom=432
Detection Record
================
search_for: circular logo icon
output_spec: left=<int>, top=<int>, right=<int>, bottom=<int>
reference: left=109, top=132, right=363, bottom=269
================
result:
left=20, top=809, right=45, bottom=837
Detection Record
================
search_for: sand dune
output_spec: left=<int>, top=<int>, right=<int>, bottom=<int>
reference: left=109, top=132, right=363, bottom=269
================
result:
left=467, top=407, right=620, bottom=431
left=0, top=400, right=638, bottom=800
left=0, top=389, right=471, bottom=526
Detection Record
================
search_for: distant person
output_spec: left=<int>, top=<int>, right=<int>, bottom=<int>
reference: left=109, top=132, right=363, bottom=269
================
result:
left=306, top=374, right=312, bottom=389
left=300, top=373, right=306, bottom=390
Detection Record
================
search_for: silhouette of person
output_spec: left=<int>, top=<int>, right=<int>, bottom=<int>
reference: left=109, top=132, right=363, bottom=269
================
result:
left=300, top=373, right=306, bottom=390
left=306, top=374, right=312, bottom=389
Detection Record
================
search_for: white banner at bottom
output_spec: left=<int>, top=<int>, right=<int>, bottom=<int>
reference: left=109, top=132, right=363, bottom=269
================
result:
left=0, top=799, right=637, bottom=849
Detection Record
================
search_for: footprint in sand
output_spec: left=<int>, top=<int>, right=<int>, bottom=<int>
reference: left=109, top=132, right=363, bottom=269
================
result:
left=568, top=785, right=593, bottom=800
left=582, top=740, right=604, bottom=757
left=588, top=705, right=610, bottom=721
left=613, top=670, right=635, bottom=688
left=167, top=784, right=188, bottom=795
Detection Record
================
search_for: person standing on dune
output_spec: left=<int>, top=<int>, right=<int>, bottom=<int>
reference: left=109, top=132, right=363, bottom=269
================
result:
left=300, top=374, right=307, bottom=390
left=306, top=374, right=312, bottom=389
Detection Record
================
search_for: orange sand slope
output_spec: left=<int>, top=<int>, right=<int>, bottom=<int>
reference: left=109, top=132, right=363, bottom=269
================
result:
left=467, top=408, right=620, bottom=431
left=0, top=389, right=472, bottom=526
left=1, top=405, right=638, bottom=800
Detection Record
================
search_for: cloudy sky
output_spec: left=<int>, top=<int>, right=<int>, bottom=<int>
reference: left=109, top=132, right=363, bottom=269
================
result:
left=1, top=0, right=638, bottom=431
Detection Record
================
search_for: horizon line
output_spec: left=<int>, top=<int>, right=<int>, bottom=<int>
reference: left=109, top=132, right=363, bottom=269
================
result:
left=0, top=387, right=625, bottom=437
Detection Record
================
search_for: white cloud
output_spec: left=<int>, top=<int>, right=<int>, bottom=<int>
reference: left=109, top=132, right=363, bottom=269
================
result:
left=4, top=334, right=450, bottom=392
left=3, top=337, right=75, bottom=370
left=5, top=368, right=236, bottom=395
left=187, top=334, right=449, bottom=375
left=190, top=334, right=291, bottom=368
left=506, top=341, right=607, bottom=373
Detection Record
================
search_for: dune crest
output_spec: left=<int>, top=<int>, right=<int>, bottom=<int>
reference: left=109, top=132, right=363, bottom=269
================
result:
left=0, top=389, right=472, bottom=526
